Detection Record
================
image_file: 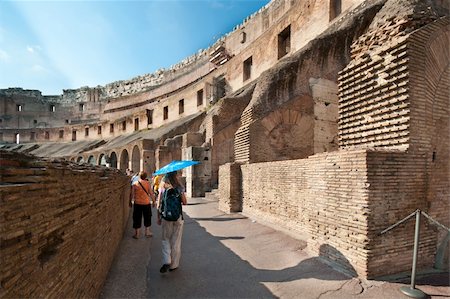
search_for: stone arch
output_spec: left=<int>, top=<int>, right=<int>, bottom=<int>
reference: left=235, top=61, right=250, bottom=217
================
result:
left=119, top=149, right=129, bottom=171
left=76, top=156, right=84, bottom=163
left=131, top=145, right=141, bottom=173
left=87, top=155, right=96, bottom=165
left=110, top=152, right=118, bottom=168
left=259, top=103, right=314, bottom=161
left=98, top=153, right=107, bottom=166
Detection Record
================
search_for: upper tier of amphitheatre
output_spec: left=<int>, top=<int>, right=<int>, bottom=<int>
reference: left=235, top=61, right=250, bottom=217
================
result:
left=0, top=0, right=363, bottom=146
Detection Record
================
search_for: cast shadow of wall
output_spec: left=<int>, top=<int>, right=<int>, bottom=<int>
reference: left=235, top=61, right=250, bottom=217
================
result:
left=146, top=214, right=358, bottom=299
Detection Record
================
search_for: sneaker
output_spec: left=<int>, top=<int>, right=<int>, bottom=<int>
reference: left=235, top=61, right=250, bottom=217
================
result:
left=160, top=264, right=170, bottom=273
left=169, top=267, right=178, bottom=272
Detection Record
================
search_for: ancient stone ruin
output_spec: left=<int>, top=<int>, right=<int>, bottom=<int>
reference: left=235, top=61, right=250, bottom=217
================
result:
left=1, top=0, right=448, bottom=297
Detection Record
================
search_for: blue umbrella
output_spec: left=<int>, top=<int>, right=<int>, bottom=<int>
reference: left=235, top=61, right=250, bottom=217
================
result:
left=153, top=160, right=200, bottom=176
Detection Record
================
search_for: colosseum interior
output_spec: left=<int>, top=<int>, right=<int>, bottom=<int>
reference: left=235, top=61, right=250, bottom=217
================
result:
left=1, top=0, right=449, bottom=297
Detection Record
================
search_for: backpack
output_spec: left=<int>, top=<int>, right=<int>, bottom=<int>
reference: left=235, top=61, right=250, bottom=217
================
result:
left=160, top=187, right=182, bottom=221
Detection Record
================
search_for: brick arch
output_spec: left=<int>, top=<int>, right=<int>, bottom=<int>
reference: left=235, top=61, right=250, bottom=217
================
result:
left=87, top=155, right=96, bottom=165
left=259, top=107, right=314, bottom=160
left=409, top=19, right=450, bottom=269
left=131, top=145, right=141, bottom=173
left=119, top=149, right=129, bottom=171
left=98, top=153, right=107, bottom=166
left=409, top=19, right=449, bottom=152
left=109, top=152, right=118, bottom=168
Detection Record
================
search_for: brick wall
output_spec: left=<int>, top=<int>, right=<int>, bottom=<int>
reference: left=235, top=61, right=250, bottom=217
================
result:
left=0, top=151, right=130, bottom=298
left=224, top=18, right=450, bottom=278
left=338, top=34, right=410, bottom=149
left=234, top=148, right=445, bottom=278
left=239, top=150, right=370, bottom=276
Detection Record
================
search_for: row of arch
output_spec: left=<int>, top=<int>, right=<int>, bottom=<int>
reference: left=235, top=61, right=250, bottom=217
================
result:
left=71, top=144, right=142, bottom=173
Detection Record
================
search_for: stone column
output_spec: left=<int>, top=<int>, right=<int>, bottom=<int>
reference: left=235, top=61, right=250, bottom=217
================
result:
left=183, top=146, right=210, bottom=198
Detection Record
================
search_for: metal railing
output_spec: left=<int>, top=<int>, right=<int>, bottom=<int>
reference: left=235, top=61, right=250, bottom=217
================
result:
left=380, top=209, right=450, bottom=299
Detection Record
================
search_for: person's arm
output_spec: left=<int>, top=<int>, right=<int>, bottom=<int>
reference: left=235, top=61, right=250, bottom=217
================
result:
left=156, top=188, right=163, bottom=225
left=150, top=187, right=156, bottom=207
left=181, top=192, right=187, bottom=205
left=129, top=184, right=135, bottom=207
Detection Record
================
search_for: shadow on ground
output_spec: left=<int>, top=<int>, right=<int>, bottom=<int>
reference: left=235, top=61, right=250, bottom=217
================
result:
left=145, top=214, right=351, bottom=299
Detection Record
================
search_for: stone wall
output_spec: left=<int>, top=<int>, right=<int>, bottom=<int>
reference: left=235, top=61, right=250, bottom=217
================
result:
left=218, top=162, right=242, bottom=213
left=0, top=151, right=130, bottom=298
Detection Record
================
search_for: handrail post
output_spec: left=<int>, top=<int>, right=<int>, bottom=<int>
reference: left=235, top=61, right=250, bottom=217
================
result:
left=400, top=210, right=427, bottom=299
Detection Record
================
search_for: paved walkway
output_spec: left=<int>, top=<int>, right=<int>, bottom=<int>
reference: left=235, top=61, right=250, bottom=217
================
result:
left=100, top=197, right=449, bottom=299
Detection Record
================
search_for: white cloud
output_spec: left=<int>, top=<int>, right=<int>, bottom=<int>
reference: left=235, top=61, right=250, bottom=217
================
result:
left=0, top=49, right=10, bottom=62
left=27, top=45, right=42, bottom=54
left=30, top=64, right=48, bottom=73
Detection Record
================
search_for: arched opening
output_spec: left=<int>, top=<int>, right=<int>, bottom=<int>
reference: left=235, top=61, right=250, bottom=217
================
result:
left=15, top=133, right=20, bottom=144
left=110, top=152, right=118, bottom=168
left=98, top=154, right=107, bottom=166
left=131, top=145, right=141, bottom=173
left=120, top=149, right=129, bottom=171
left=87, top=155, right=96, bottom=165
left=76, top=156, right=84, bottom=163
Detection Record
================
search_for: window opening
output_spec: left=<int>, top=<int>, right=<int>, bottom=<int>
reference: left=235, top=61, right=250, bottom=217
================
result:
left=179, top=99, right=184, bottom=114
left=197, top=89, right=203, bottom=106
left=59, top=130, right=64, bottom=139
left=45, top=131, right=50, bottom=140
left=85, top=127, right=89, bottom=137
left=110, top=123, right=114, bottom=133
left=79, top=103, right=85, bottom=112
left=72, top=130, right=77, bottom=141
left=240, top=31, right=247, bottom=44
left=278, top=25, right=291, bottom=59
left=329, top=0, right=342, bottom=21
left=243, top=56, right=253, bottom=82
left=122, top=121, right=126, bottom=131
left=30, top=132, right=36, bottom=141
left=50, top=105, right=55, bottom=112
left=146, top=109, right=153, bottom=125
left=163, top=106, right=168, bottom=120
left=15, top=133, right=20, bottom=144
left=98, top=125, right=102, bottom=135
left=134, top=118, right=139, bottom=131
left=17, top=104, right=22, bottom=112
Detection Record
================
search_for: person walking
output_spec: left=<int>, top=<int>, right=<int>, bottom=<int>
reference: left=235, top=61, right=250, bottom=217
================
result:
left=130, top=171, right=156, bottom=239
left=157, top=171, right=187, bottom=273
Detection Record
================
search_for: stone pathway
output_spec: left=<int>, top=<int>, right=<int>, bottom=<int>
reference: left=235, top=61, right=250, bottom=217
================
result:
left=100, top=197, right=450, bottom=299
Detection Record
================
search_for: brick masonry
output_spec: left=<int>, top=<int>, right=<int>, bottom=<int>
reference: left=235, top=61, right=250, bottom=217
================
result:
left=0, top=151, right=130, bottom=298
left=221, top=10, right=449, bottom=279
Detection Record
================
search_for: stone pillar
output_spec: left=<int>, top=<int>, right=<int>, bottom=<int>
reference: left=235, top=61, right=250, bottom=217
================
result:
left=218, top=162, right=242, bottom=213
left=155, top=145, right=171, bottom=170
left=182, top=132, right=203, bottom=148
left=142, top=139, right=155, bottom=175
left=183, top=146, right=210, bottom=198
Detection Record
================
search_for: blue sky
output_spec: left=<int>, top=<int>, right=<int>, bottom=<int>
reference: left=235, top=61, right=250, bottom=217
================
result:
left=0, top=0, right=269, bottom=95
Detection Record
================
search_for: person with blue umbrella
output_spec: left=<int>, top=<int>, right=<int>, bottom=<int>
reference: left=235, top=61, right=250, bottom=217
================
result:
left=154, top=160, right=198, bottom=273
